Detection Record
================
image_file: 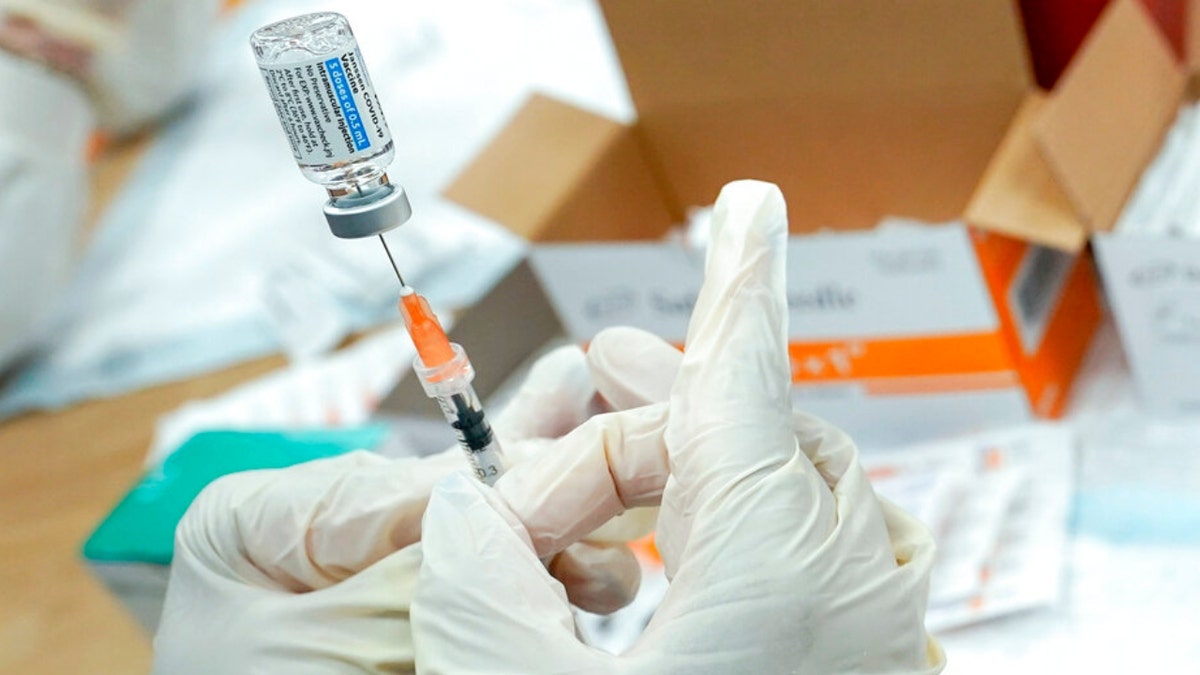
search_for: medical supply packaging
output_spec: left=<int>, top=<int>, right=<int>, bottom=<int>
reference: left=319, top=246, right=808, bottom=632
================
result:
left=82, top=428, right=386, bottom=631
left=1092, top=2, right=1200, bottom=417
left=443, top=0, right=1182, bottom=445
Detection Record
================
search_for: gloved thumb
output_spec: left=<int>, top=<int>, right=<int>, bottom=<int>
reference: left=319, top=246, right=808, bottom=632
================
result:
left=412, top=473, right=606, bottom=673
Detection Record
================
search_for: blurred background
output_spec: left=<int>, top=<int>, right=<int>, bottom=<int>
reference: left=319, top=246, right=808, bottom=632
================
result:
left=1, top=0, right=1199, bottom=671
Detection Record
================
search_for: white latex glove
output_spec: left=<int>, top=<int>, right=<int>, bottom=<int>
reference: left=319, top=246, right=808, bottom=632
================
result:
left=412, top=180, right=946, bottom=673
left=152, top=344, right=662, bottom=674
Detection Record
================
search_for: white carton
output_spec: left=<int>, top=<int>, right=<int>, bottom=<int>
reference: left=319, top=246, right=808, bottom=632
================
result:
left=531, top=225, right=1048, bottom=448
left=1095, top=235, right=1200, bottom=415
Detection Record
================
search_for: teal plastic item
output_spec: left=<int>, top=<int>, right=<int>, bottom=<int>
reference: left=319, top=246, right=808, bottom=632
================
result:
left=82, top=427, right=388, bottom=565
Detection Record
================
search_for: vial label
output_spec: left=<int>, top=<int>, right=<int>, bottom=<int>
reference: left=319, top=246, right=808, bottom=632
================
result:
left=259, top=48, right=391, bottom=166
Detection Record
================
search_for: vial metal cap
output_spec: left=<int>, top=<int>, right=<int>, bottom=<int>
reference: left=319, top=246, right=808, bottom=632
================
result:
left=322, top=184, right=413, bottom=238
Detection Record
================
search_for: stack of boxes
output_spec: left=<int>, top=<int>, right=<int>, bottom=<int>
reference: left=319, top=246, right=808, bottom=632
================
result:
left=441, top=0, right=1196, bottom=441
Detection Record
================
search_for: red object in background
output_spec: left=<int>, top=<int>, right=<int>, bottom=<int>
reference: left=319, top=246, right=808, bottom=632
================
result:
left=1019, top=0, right=1185, bottom=89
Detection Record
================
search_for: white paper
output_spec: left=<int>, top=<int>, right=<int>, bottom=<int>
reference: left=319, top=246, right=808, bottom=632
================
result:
left=933, top=323, right=1200, bottom=672
left=147, top=323, right=415, bottom=466
left=864, top=424, right=1075, bottom=631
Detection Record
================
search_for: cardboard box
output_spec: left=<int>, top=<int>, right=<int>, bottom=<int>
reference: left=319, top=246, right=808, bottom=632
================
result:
left=1088, top=0, right=1200, bottom=417
left=442, top=0, right=1185, bottom=445
left=1018, top=0, right=1185, bottom=89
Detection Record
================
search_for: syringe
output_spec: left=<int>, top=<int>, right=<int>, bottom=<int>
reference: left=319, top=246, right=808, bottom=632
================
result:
left=394, top=281, right=506, bottom=486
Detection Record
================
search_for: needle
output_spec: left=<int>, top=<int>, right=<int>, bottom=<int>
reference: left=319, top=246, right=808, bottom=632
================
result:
left=378, top=234, right=405, bottom=286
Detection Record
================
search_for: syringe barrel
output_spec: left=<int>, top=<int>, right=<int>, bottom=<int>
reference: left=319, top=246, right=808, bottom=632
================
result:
left=435, top=387, right=506, bottom=486
left=414, top=344, right=506, bottom=485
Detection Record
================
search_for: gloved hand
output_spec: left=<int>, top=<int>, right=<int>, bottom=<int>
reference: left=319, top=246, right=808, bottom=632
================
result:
left=412, top=180, right=947, bottom=673
left=152, top=343, right=662, bottom=675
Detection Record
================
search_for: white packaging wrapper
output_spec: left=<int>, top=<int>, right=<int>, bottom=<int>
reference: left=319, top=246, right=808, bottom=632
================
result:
left=0, top=50, right=93, bottom=368
left=89, top=0, right=222, bottom=134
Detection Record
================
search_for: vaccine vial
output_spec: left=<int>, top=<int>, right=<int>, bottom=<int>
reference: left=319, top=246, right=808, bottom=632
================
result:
left=251, top=12, right=411, bottom=238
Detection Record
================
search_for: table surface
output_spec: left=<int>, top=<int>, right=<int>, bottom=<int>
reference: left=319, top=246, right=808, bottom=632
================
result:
left=0, top=138, right=287, bottom=673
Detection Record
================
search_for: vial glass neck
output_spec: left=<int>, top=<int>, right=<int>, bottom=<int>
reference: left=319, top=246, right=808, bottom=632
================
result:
left=326, top=172, right=391, bottom=201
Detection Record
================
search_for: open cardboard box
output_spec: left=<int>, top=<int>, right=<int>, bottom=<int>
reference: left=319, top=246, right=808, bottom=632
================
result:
left=435, top=0, right=1186, bottom=445
left=1091, top=0, right=1200, bottom=417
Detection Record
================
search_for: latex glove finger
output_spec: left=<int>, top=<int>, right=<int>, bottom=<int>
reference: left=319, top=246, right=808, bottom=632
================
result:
left=791, top=411, right=939, bottom=579
left=793, top=412, right=940, bottom=652
left=496, top=404, right=670, bottom=558
left=582, top=325, right=681, bottom=554
left=667, top=180, right=797, bottom=488
left=792, top=410, right=889, bottom=535
left=563, top=502, right=658, bottom=616
left=185, top=450, right=449, bottom=591
left=628, top=179, right=932, bottom=671
left=587, top=326, right=683, bottom=410
left=501, top=403, right=664, bottom=614
left=491, top=344, right=598, bottom=445
left=657, top=181, right=833, bottom=570
left=416, top=393, right=735, bottom=651
left=493, top=343, right=655, bottom=614
left=552, top=541, right=641, bottom=615
left=412, top=475, right=666, bottom=670
left=413, top=474, right=609, bottom=674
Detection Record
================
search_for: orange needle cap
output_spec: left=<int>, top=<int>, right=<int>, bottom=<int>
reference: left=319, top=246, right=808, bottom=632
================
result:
left=399, top=287, right=456, bottom=368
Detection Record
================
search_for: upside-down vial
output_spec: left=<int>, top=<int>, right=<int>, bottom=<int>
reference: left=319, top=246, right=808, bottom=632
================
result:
left=251, top=12, right=411, bottom=238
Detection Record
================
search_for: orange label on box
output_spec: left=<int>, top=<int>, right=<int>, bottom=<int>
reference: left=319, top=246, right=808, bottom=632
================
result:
left=787, top=331, right=1013, bottom=383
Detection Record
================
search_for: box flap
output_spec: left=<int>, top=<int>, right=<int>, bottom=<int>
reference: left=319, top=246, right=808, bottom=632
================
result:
left=443, top=95, right=623, bottom=240
left=966, top=95, right=1089, bottom=252
left=443, top=94, right=675, bottom=241
left=1034, top=0, right=1186, bottom=234
left=1190, top=0, right=1200, bottom=71
left=631, top=89, right=1022, bottom=233
left=599, top=0, right=1030, bottom=110
left=598, top=0, right=1032, bottom=223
